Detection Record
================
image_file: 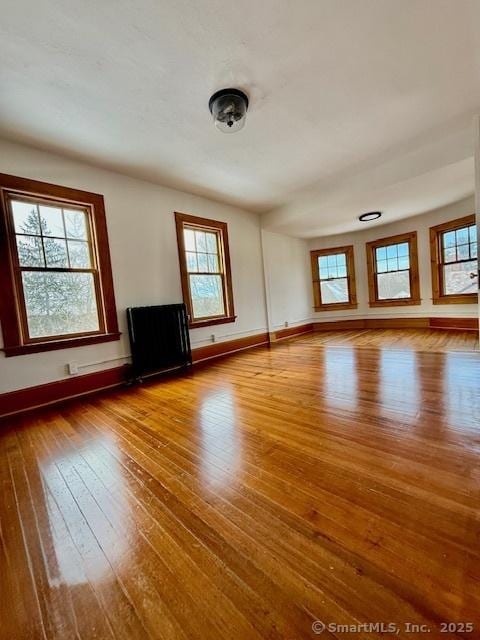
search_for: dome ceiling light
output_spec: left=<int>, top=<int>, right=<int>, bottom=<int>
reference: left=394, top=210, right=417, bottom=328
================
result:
left=359, top=211, right=382, bottom=222
left=208, top=88, right=249, bottom=133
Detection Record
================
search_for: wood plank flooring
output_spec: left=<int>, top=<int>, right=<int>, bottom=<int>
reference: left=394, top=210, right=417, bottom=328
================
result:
left=1, top=330, right=479, bottom=639
left=307, top=327, right=478, bottom=351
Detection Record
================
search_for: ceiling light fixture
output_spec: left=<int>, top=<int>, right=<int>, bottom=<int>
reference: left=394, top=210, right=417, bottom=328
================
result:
left=359, top=211, right=382, bottom=222
left=209, top=88, right=249, bottom=133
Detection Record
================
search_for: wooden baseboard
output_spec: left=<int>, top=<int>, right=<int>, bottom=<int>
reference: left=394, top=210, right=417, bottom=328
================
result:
left=192, top=332, right=269, bottom=363
left=0, top=365, right=128, bottom=419
left=271, top=323, right=314, bottom=341
left=313, top=317, right=478, bottom=332
left=429, top=317, right=478, bottom=331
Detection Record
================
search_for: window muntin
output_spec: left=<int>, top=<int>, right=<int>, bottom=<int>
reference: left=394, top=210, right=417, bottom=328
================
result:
left=175, top=212, right=235, bottom=327
left=366, top=231, right=420, bottom=307
left=430, top=215, right=478, bottom=304
left=311, top=246, right=357, bottom=310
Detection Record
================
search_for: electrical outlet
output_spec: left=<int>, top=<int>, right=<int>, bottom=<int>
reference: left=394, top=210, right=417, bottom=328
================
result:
left=68, top=361, right=79, bottom=375
left=211, top=334, right=216, bottom=343
left=284, top=321, right=289, bottom=328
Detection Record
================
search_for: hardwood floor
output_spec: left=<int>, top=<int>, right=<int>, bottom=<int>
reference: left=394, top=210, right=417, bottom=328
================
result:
left=1, top=330, right=479, bottom=639
left=304, top=327, right=479, bottom=351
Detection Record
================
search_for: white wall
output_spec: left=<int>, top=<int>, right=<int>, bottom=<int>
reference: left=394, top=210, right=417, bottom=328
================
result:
left=261, top=230, right=312, bottom=331
left=0, top=138, right=268, bottom=393
left=307, top=196, right=478, bottom=321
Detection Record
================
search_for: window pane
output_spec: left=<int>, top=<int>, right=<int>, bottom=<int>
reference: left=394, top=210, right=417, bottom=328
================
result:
left=327, top=255, right=336, bottom=267
left=186, top=252, right=198, bottom=272
left=456, top=227, right=469, bottom=245
left=189, top=274, right=225, bottom=318
left=377, top=271, right=411, bottom=299
left=207, top=253, right=219, bottom=273
left=184, top=228, right=195, bottom=251
left=443, top=247, right=456, bottom=263
left=472, top=242, right=477, bottom=259
left=68, top=240, right=91, bottom=268
left=64, top=209, right=88, bottom=240
left=386, top=245, right=397, bottom=259
left=319, top=256, right=328, bottom=271
left=336, top=253, right=346, bottom=266
left=443, top=231, right=456, bottom=248
left=44, top=237, right=68, bottom=267
left=16, top=235, right=44, bottom=267
left=387, top=258, right=398, bottom=272
left=206, top=232, right=217, bottom=253
left=320, top=278, right=349, bottom=304
left=22, top=271, right=99, bottom=338
left=397, top=243, right=409, bottom=257
left=12, top=200, right=40, bottom=234
left=195, top=231, right=207, bottom=252
left=39, top=205, right=64, bottom=237
left=398, top=256, right=410, bottom=270
left=337, top=264, right=347, bottom=278
left=376, top=247, right=387, bottom=261
left=443, top=261, right=477, bottom=295
left=377, top=259, right=387, bottom=273
left=197, top=252, right=208, bottom=272
left=469, top=225, right=476, bottom=243
left=457, top=243, right=470, bottom=260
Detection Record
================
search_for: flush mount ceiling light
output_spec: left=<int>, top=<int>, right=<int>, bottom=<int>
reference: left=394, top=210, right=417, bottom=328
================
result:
left=359, top=211, right=382, bottom=222
left=208, top=88, right=249, bottom=133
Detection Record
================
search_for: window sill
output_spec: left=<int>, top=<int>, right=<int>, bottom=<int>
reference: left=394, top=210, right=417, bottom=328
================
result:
left=369, top=298, right=421, bottom=308
left=3, top=332, right=121, bottom=357
left=432, top=294, right=477, bottom=305
left=189, top=315, right=237, bottom=329
left=314, top=303, right=358, bottom=312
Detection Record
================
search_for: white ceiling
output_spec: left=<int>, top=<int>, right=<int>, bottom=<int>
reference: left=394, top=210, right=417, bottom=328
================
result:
left=0, top=0, right=479, bottom=237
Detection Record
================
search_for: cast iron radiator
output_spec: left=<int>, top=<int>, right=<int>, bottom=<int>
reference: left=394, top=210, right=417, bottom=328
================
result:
left=126, top=303, right=192, bottom=381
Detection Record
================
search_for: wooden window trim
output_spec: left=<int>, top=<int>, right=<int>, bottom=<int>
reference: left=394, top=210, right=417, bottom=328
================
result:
left=366, top=231, right=421, bottom=307
left=310, top=245, right=358, bottom=311
left=175, top=211, right=236, bottom=328
left=0, top=173, right=120, bottom=357
left=429, top=214, right=477, bottom=305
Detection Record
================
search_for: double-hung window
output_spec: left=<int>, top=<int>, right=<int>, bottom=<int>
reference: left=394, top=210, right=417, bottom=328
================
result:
left=310, top=246, right=357, bottom=310
left=366, top=231, right=420, bottom=306
left=0, top=174, right=119, bottom=356
left=175, top=212, right=235, bottom=327
left=430, top=215, right=478, bottom=304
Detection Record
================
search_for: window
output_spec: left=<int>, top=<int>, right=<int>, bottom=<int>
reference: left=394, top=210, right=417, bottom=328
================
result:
left=366, top=231, right=420, bottom=307
left=310, top=246, right=357, bottom=311
left=430, top=215, right=477, bottom=304
left=175, top=212, right=235, bottom=327
left=0, top=174, right=119, bottom=356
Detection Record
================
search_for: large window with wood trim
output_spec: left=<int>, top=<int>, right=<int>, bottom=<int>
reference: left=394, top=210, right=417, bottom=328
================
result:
left=430, top=215, right=478, bottom=304
left=310, top=245, right=357, bottom=311
left=0, top=174, right=119, bottom=356
left=366, top=231, right=420, bottom=307
left=175, top=212, right=235, bottom=327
